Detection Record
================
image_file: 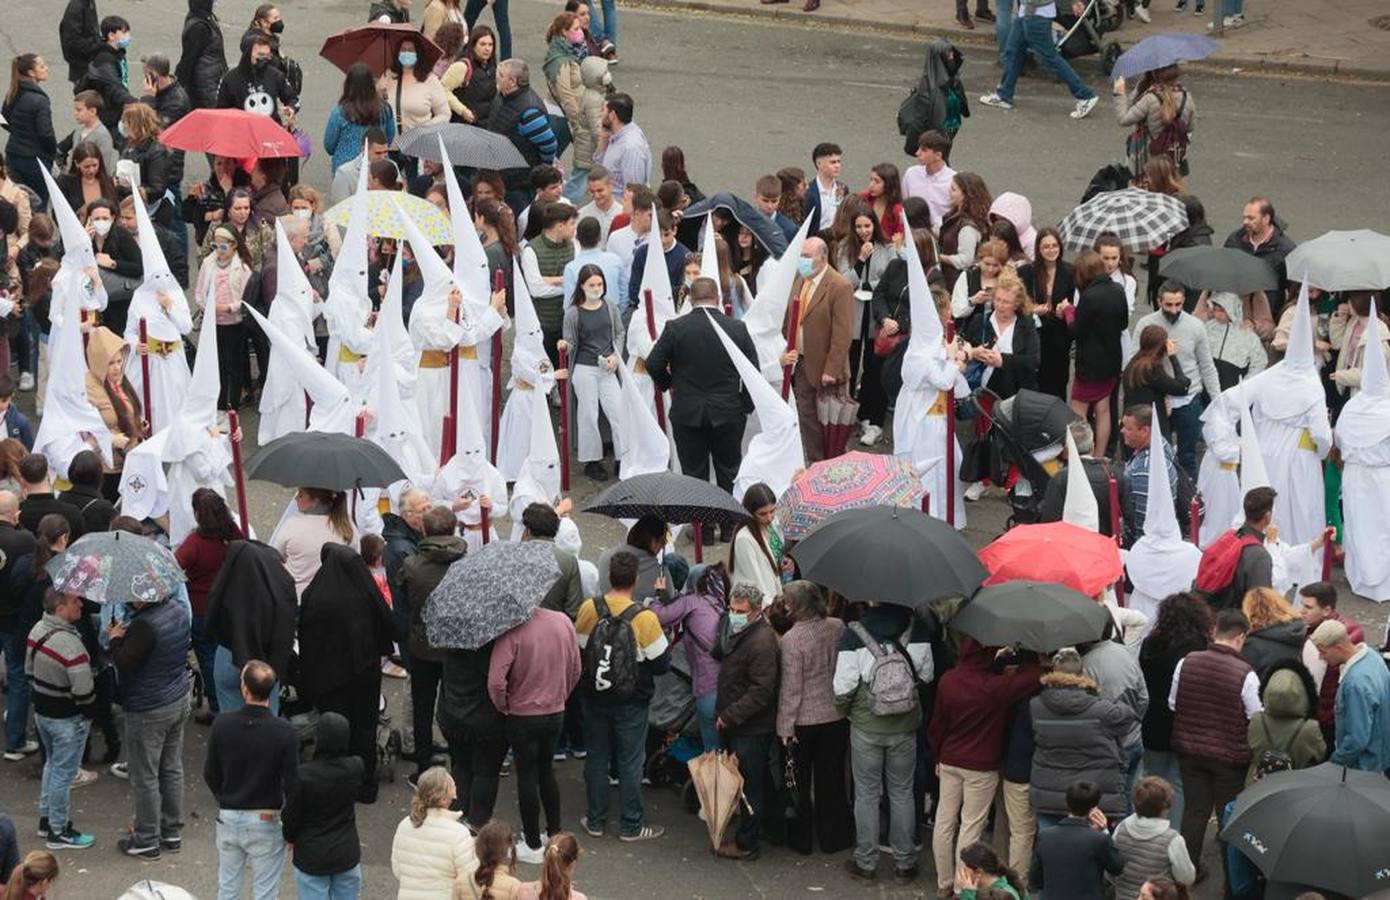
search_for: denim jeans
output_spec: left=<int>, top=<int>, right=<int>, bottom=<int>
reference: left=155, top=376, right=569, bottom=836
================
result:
left=19, top=307, right=40, bottom=374
left=581, top=699, right=648, bottom=834
left=1122, top=739, right=1144, bottom=814
left=506, top=713, right=565, bottom=848
left=851, top=727, right=917, bottom=872
left=191, top=615, right=219, bottom=714
left=585, top=0, right=617, bottom=43
left=994, top=0, right=1015, bottom=65
left=36, top=714, right=90, bottom=833
left=214, top=645, right=279, bottom=716
left=3, top=625, right=30, bottom=751
left=563, top=167, right=591, bottom=206
left=463, top=0, right=512, bottom=59
left=693, top=693, right=721, bottom=752
left=1169, top=396, right=1205, bottom=480
left=1141, top=748, right=1185, bottom=827
left=126, top=692, right=190, bottom=844
left=293, top=863, right=362, bottom=900
left=996, top=14, right=1096, bottom=103
left=725, top=733, right=772, bottom=852
left=216, top=809, right=287, bottom=900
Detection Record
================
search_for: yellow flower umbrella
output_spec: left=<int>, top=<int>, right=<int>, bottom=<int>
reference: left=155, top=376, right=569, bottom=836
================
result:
left=324, top=190, right=452, bottom=242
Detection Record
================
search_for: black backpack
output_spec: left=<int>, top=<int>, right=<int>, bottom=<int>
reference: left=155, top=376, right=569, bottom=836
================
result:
left=897, top=76, right=942, bottom=158
left=581, top=596, right=643, bottom=701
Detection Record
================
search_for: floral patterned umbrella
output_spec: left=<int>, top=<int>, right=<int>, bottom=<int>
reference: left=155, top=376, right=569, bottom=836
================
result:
left=423, top=540, right=560, bottom=650
left=323, top=190, right=452, bottom=242
left=45, top=531, right=185, bottom=605
left=774, top=451, right=924, bottom=541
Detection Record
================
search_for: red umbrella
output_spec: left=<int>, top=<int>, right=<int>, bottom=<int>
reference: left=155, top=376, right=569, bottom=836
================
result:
left=978, top=521, right=1122, bottom=598
left=160, top=109, right=303, bottom=159
left=319, top=24, right=443, bottom=78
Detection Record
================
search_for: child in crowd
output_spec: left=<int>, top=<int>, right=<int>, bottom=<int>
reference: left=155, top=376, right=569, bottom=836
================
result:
left=518, top=832, right=586, bottom=900
left=466, top=820, right=523, bottom=900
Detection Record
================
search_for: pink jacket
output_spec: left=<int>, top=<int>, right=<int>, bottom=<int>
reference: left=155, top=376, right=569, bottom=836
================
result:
left=487, top=609, right=582, bottom=717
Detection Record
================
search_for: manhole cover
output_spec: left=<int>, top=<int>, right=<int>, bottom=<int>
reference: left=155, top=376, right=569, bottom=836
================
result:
left=1373, top=14, right=1390, bottom=30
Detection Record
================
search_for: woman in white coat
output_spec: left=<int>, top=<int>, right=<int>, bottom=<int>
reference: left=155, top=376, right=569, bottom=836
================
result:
left=728, top=483, right=782, bottom=604
left=391, top=767, right=478, bottom=900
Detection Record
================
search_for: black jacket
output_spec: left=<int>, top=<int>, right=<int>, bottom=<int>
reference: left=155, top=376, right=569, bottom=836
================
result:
left=176, top=0, right=228, bottom=110
left=1072, top=281, right=1130, bottom=382
left=1029, top=672, right=1133, bottom=816
left=646, top=307, right=758, bottom=429
left=1028, top=816, right=1125, bottom=900
left=400, top=534, right=466, bottom=663
left=204, top=704, right=299, bottom=810
left=216, top=55, right=297, bottom=124
left=0, top=523, right=37, bottom=622
left=297, top=544, right=395, bottom=702
left=93, top=224, right=144, bottom=280
left=714, top=617, right=780, bottom=737
left=968, top=310, right=1040, bottom=400
left=1037, top=457, right=1116, bottom=537
left=121, top=138, right=182, bottom=207
left=18, top=493, right=85, bottom=540
left=282, top=712, right=363, bottom=876
left=1123, top=361, right=1190, bottom=439
left=59, top=0, right=103, bottom=84
left=1, top=82, right=58, bottom=160
left=1240, top=619, right=1306, bottom=681
left=142, top=79, right=193, bottom=128
left=367, top=0, right=410, bottom=23
left=438, top=644, right=503, bottom=737
left=1138, top=632, right=1206, bottom=752
left=486, top=85, right=549, bottom=189
left=1224, top=220, right=1297, bottom=318
left=80, top=45, right=138, bottom=131
left=57, top=484, right=116, bottom=534
left=452, top=57, right=496, bottom=125
left=204, top=540, right=297, bottom=679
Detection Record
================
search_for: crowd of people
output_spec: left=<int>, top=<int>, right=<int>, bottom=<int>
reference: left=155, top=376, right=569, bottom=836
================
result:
left=0, top=0, right=1385, bottom=898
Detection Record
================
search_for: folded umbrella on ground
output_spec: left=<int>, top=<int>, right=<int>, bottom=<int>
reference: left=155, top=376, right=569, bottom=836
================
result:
left=246, top=431, right=407, bottom=491
left=787, top=504, right=986, bottom=613
left=687, top=751, right=751, bottom=853
left=46, top=530, right=185, bottom=606
left=948, top=579, right=1111, bottom=653
left=1219, top=762, right=1390, bottom=899
left=424, top=540, right=560, bottom=650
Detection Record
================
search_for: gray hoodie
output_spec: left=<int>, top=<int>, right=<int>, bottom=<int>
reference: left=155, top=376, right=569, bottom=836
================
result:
left=1205, top=291, right=1268, bottom=388
left=1083, top=637, right=1150, bottom=748
left=1133, top=308, right=1222, bottom=401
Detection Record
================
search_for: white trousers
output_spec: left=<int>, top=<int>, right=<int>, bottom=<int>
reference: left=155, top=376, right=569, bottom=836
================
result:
left=571, top=363, right=623, bottom=462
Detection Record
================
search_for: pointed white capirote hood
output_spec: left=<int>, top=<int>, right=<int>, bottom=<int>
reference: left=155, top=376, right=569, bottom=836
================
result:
left=1142, top=410, right=1181, bottom=542
left=512, top=387, right=561, bottom=508
left=626, top=205, right=678, bottom=358
left=698, top=213, right=720, bottom=296
left=438, top=136, right=492, bottom=309
left=1061, top=427, right=1100, bottom=533
left=241, top=302, right=356, bottom=434
left=616, top=357, right=670, bottom=479
left=742, top=215, right=812, bottom=380
left=1128, top=405, right=1202, bottom=598
left=1335, top=298, right=1390, bottom=453
left=32, top=287, right=113, bottom=476
left=127, top=187, right=188, bottom=341
left=1245, top=282, right=1324, bottom=423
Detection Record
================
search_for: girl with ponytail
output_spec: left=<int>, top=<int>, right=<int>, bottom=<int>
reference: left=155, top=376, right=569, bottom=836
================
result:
left=517, top=832, right=585, bottom=900
left=467, top=820, right=522, bottom=900
left=3, top=851, right=59, bottom=900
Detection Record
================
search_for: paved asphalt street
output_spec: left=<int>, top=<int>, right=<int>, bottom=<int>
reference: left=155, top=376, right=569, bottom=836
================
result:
left=2, top=0, right=1390, bottom=896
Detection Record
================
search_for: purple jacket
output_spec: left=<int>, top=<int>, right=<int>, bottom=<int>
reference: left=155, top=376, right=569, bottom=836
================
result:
left=653, top=590, right=723, bottom=697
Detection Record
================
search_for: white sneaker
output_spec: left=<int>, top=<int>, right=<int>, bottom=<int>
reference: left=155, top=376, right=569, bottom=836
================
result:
left=17, top=372, right=34, bottom=392
left=108, top=762, right=128, bottom=780
left=978, top=92, right=1014, bottom=110
left=964, top=482, right=988, bottom=502
left=1070, top=96, right=1099, bottom=119
left=3, top=740, right=39, bottom=761
left=514, top=839, right=546, bottom=865
left=71, top=767, right=98, bottom=788
left=860, top=424, right=883, bottom=446
left=1135, top=5, right=1151, bottom=21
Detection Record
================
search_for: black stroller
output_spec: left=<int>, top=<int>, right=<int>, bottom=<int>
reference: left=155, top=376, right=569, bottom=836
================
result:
left=1053, top=0, right=1126, bottom=73
left=965, top=389, right=1081, bottom=527
left=644, top=642, right=704, bottom=812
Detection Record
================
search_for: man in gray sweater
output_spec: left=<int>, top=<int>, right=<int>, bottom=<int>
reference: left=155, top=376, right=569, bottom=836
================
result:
left=1133, top=281, right=1221, bottom=478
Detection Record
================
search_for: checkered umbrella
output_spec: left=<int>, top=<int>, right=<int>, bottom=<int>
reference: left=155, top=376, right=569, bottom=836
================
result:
left=1059, top=188, right=1188, bottom=255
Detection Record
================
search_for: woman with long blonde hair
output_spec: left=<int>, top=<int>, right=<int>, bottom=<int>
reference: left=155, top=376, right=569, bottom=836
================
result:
left=2, top=851, right=58, bottom=900
left=1239, top=587, right=1306, bottom=678
left=391, top=767, right=478, bottom=898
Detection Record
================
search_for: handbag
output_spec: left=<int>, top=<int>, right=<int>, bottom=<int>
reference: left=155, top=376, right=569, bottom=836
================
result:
left=872, top=288, right=906, bottom=358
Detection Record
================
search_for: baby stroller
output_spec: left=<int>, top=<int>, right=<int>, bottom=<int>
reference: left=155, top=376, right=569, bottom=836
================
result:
left=644, top=642, right=704, bottom=812
left=966, top=389, right=1080, bottom=527
left=1053, top=0, right=1126, bottom=73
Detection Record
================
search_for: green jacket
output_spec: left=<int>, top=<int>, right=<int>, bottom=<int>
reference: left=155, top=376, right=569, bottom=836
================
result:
left=1246, top=665, right=1326, bottom=782
left=960, top=876, right=1021, bottom=900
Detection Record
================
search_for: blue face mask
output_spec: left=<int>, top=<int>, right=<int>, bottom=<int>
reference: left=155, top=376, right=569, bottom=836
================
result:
left=115, top=34, right=131, bottom=49
left=116, top=121, right=126, bottom=137
left=898, top=245, right=909, bottom=261
left=797, top=258, right=815, bottom=279
left=727, top=612, right=750, bottom=633
left=398, top=51, right=418, bottom=68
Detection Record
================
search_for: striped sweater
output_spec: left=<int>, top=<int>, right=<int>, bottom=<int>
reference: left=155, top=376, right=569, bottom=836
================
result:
left=25, top=613, right=95, bottom=719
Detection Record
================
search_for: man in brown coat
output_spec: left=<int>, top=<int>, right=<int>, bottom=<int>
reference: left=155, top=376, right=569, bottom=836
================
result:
left=781, top=236, right=854, bottom=463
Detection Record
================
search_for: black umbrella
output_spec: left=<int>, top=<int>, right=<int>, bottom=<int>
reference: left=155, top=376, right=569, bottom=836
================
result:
left=582, top=472, right=748, bottom=527
left=393, top=122, right=530, bottom=171
left=949, top=580, right=1110, bottom=652
left=246, top=431, right=407, bottom=491
left=681, top=192, right=789, bottom=258
left=1158, top=246, right=1280, bottom=294
left=1219, top=763, right=1390, bottom=899
left=786, top=505, right=986, bottom=613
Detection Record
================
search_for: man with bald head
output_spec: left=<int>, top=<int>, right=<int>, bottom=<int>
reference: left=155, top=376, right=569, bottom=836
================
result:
left=782, top=236, right=855, bottom=462
left=0, top=490, right=37, bottom=759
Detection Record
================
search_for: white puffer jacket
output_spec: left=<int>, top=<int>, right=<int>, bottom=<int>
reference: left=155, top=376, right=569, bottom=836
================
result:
left=391, top=808, right=478, bottom=899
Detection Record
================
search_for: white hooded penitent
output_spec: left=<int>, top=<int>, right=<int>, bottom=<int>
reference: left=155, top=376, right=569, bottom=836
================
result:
left=1060, top=427, right=1100, bottom=533
left=742, top=216, right=812, bottom=385
left=259, top=219, right=322, bottom=444
left=123, top=186, right=194, bottom=434
left=496, top=257, right=556, bottom=481
left=324, top=142, right=375, bottom=388
left=1127, top=406, right=1202, bottom=621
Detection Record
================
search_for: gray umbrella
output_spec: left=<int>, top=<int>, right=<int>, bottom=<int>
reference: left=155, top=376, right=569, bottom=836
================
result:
left=1158, top=246, right=1279, bottom=294
left=1285, top=229, right=1390, bottom=292
left=424, top=540, right=560, bottom=650
left=393, top=122, right=530, bottom=171
left=46, top=531, right=185, bottom=605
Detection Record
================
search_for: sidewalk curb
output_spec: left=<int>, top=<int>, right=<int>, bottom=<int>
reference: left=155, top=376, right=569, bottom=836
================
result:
left=624, top=0, right=1390, bottom=83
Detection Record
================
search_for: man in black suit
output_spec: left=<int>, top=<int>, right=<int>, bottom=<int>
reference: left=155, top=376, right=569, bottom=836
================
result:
left=646, top=278, right=758, bottom=541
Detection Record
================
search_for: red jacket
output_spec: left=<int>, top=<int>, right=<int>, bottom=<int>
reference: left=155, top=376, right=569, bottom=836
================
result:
left=174, top=530, right=238, bottom=617
left=928, top=643, right=1043, bottom=772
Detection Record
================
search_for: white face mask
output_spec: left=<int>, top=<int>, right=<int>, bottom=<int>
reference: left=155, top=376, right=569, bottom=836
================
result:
left=91, top=218, right=113, bottom=236
left=583, top=285, right=605, bottom=301
left=293, top=207, right=312, bottom=220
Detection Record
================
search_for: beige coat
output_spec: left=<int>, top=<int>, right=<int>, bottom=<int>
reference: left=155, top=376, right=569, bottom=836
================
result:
left=1328, top=309, right=1390, bottom=395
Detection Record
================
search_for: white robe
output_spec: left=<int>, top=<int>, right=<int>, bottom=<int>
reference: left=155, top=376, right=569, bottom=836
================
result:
left=1196, top=396, right=1241, bottom=548
left=258, top=302, right=318, bottom=444
left=1252, top=407, right=1330, bottom=550
left=166, top=439, right=234, bottom=546
left=1340, top=437, right=1390, bottom=601
left=893, top=350, right=966, bottom=529
left=429, top=458, right=507, bottom=552
left=124, top=305, right=194, bottom=436
left=411, top=312, right=504, bottom=464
